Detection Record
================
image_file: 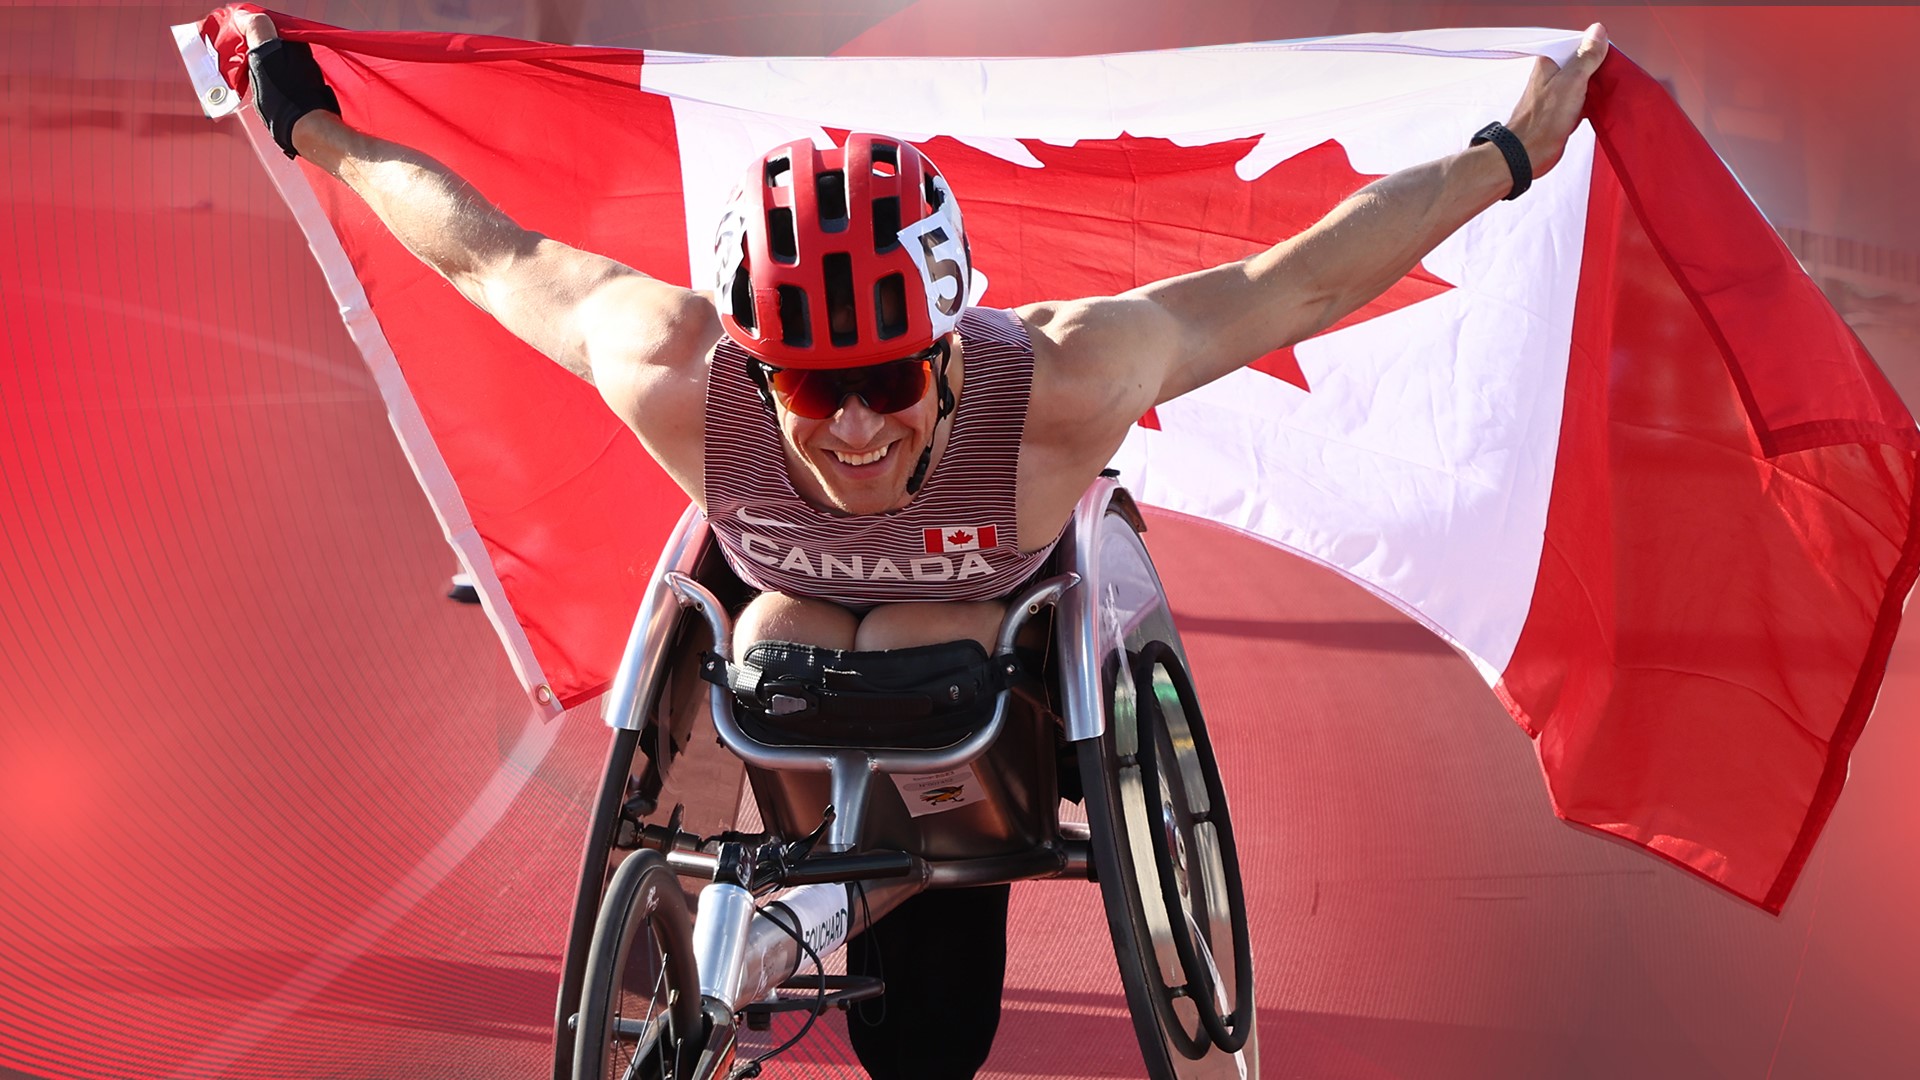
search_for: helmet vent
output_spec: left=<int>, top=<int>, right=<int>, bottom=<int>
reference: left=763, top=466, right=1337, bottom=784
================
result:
left=924, top=175, right=944, bottom=210
left=730, top=264, right=756, bottom=332
left=768, top=207, right=797, bottom=264
left=823, top=253, right=858, bottom=347
left=874, top=273, right=908, bottom=340
left=816, top=170, right=849, bottom=233
left=777, top=285, right=811, bottom=347
left=871, top=142, right=898, bottom=176
left=872, top=196, right=901, bottom=252
left=765, top=156, right=793, bottom=188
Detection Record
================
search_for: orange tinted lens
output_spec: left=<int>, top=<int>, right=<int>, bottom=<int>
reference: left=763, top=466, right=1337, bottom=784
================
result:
left=767, top=358, right=930, bottom=419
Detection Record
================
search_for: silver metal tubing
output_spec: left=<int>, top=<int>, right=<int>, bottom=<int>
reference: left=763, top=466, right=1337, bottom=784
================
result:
left=667, top=570, right=1080, bottom=852
left=663, top=848, right=719, bottom=878
left=688, top=999, right=739, bottom=1079
left=734, top=902, right=807, bottom=1011
left=683, top=845, right=1088, bottom=1022
left=1056, top=820, right=1094, bottom=878
left=691, top=882, right=758, bottom=1006
left=1056, top=477, right=1123, bottom=742
left=995, top=572, right=1080, bottom=653
left=1059, top=839, right=1092, bottom=880
left=825, top=757, right=880, bottom=853
left=722, top=876, right=931, bottom=1013
left=733, top=881, right=851, bottom=1010
left=601, top=504, right=709, bottom=733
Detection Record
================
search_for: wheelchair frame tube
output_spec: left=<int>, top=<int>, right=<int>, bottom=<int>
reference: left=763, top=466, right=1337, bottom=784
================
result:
left=1054, top=476, right=1148, bottom=743
left=602, top=503, right=709, bottom=733
left=692, top=882, right=759, bottom=1007
left=696, top=878, right=927, bottom=1017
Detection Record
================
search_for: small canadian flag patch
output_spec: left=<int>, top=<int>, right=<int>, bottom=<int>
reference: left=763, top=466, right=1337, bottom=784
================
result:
left=924, top=524, right=998, bottom=554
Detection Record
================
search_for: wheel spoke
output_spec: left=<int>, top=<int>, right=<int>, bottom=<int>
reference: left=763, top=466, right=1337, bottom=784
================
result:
left=575, top=852, right=699, bottom=1080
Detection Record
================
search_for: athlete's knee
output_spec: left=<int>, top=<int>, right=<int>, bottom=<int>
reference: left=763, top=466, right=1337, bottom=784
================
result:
left=854, top=600, right=1005, bottom=652
left=736, top=591, right=858, bottom=650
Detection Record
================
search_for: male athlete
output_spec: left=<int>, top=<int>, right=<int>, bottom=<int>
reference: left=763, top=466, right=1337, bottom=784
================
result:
left=235, top=11, right=1607, bottom=1076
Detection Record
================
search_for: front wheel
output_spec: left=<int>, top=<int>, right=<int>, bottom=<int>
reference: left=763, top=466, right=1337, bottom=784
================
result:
left=573, top=851, right=704, bottom=1080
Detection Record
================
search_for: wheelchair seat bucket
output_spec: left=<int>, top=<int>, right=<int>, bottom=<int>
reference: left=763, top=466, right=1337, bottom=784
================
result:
left=1069, top=493, right=1258, bottom=1078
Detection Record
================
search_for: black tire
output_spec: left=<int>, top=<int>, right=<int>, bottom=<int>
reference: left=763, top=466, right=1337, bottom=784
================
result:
left=1131, top=640, right=1255, bottom=1054
left=555, top=726, right=642, bottom=1080
left=573, top=851, right=704, bottom=1080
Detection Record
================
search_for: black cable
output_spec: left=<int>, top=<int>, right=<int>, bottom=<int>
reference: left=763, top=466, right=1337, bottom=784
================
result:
left=904, top=338, right=954, bottom=496
left=728, top=900, right=829, bottom=1079
left=851, top=880, right=886, bottom=1028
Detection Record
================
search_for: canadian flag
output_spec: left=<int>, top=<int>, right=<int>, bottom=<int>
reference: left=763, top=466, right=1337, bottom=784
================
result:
left=924, top=525, right=998, bottom=554
left=186, top=12, right=1919, bottom=911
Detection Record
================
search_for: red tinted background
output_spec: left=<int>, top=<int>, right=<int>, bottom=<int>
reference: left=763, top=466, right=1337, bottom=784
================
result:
left=3, top=4, right=1916, bottom=1079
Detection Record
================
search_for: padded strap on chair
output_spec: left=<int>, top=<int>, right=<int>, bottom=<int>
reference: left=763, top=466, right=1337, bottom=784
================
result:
left=701, top=640, right=1022, bottom=750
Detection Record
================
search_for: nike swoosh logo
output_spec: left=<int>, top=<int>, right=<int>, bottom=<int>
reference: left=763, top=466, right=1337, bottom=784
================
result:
left=736, top=506, right=793, bottom=528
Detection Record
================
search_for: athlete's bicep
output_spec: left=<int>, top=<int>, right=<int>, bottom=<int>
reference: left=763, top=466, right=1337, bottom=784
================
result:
left=1121, top=251, right=1334, bottom=403
left=465, top=238, right=717, bottom=385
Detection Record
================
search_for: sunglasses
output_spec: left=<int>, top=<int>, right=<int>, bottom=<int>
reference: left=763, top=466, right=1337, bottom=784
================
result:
left=761, top=347, right=939, bottom=420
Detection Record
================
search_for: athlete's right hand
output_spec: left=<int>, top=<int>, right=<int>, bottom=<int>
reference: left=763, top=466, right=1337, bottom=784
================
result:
left=231, top=8, right=275, bottom=48
left=235, top=10, right=340, bottom=160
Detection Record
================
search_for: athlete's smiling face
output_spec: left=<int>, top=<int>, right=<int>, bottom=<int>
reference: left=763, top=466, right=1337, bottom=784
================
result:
left=772, top=339, right=955, bottom=517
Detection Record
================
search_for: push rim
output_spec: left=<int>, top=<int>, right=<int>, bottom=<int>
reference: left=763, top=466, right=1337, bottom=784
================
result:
left=1132, top=640, right=1255, bottom=1054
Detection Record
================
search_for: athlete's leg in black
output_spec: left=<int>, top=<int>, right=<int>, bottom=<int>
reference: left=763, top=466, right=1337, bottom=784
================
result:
left=847, top=884, right=1011, bottom=1080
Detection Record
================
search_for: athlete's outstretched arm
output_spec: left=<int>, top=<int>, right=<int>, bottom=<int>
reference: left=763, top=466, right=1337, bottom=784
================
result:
left=234, top=12, right=717, bottom=394
left=1027, top=24, right=1610, bottom=438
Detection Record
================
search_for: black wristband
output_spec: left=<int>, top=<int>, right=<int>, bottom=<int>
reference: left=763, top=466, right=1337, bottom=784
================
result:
left=1471, top=121, right=1532, bottom=201
left=248, top=39, right=341, bottom=159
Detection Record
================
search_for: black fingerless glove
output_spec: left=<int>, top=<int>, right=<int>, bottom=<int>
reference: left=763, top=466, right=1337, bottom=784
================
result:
left=248, top=38, right=340, bottom=159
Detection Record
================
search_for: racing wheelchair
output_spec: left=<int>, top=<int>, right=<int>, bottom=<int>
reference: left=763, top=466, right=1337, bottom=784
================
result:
left=549, top=477, right=1257, bottom=1079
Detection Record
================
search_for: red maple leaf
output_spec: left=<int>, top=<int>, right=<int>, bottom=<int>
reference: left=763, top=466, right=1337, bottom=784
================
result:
left=893, top=134, right=1455, bottom=428
left=947, top=529, right=974, bottom=546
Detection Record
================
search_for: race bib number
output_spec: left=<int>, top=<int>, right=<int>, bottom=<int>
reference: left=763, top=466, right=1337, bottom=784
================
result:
left=896, top=174, right=971, bottom=337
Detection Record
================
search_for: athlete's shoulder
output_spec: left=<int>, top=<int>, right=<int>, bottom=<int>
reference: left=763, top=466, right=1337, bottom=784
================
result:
left=1020, top=295, right=1170, bottom=455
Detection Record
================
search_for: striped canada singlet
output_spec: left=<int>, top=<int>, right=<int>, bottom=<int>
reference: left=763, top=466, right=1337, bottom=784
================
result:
left=703, top=307, right=1058, bottom=607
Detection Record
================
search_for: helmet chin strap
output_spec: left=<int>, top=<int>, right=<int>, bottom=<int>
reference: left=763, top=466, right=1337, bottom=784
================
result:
left=905, top=337, right=956, bottom=496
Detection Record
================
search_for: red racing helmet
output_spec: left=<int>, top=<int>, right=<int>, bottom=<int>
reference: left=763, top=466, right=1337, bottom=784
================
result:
left=713, top=133, right=972, bottom=369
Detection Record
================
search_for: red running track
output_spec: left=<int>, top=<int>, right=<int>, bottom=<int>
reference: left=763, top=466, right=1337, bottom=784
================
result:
left=3, top=5, right=1918, bottom=1079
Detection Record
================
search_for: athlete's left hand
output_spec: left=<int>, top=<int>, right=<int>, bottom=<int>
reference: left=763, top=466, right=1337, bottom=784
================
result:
left=1504, top=23, right=1610, bottom=178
